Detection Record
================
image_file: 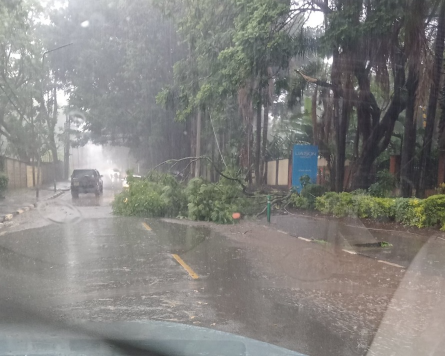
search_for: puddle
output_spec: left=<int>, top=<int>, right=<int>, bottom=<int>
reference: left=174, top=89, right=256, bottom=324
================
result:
left=37, top=201, right=82, bottom=224
left=147, top=220, right=208, bottom=255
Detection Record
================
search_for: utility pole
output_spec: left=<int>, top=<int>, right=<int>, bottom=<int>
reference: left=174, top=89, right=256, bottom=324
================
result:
left=64, top=113, right=70, bottom=180
left=41, top=43, right=73, bottom=192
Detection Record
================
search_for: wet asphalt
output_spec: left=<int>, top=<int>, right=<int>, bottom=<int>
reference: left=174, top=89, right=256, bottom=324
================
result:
left=0, top=188, right=444, bottom=356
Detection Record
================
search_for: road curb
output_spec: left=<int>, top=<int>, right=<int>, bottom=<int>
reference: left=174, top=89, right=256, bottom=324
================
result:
left=0, top=190, right=66, bottom=226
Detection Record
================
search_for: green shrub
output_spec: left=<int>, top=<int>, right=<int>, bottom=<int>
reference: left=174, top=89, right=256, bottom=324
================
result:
left=299, top=184, right=327, bottom=209
left=314, top=192, right=395, bottom=219
left=186, top=175, right=248, bottom=224
left=422, top=195, right=445, bottom=230
left=315, top=192, right=354, bottom=217
left=112, top=173, right=187, bottom=218
left=375, top=198, right=396, bottom=220
left=112, top=180, right=165, bottom=217
left=394, top=198, right=412, bottom=224
left=113, top=168, right=256, bottom=224
left=300, top=188, right=445, bottom=230
left=353, top=195, right=395, bottom=219
left=368, top=169, right=396, bottom=197
left=186, top=178, right=217, bottom=221
left=289, top=195, right=311, bottom=210
left=406, top=199, right=425, bottom=228
left=315, top=192, right=335, bottom=214
left=0, top=173, right=8, bottom=197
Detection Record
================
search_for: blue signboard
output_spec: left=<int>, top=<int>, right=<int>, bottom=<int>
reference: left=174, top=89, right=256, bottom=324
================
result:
left=292, top=145, right=318, bottom=192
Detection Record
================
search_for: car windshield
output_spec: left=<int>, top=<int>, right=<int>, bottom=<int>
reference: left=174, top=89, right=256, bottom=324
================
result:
left=0, top=0, right=444, bottom=355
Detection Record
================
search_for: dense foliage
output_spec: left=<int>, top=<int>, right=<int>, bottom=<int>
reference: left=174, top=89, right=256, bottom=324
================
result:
left=0, top=0, right=61, bottom=165
left=1, top=0, right=444, bottom=204
left=291, top=183, right=327, bottom=210
left=291, top=191, right=445, bottom=230
left=113, top=173, right=262, bottom=224
left=112, top=173, right=187, bottom=218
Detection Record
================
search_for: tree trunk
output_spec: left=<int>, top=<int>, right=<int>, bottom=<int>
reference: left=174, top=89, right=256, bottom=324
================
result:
left=261, top=86, right=269, bottom=184
left=439, top=81, right=445, bottom=149
left=246, top=121, right=253, bottom=185
left=189, top=115, right=196, bottom=177
left=331, top=50, right=343, bottom=192
left=351, top=50, right=406, bottom=190
left=254, top=92, right=262, bottom=186
left=330, top=48, right=354, bottom=193
left=333, top=78, right=352, bottom=192
left=211, top=136, right=215, bottom=182
left=194, top=109, right=201, bottom=178
left=330, top=157, right=336, bottom=191
left=50, top=86, right=58, bottom=183
left=400, top=64, right=419, bottom=197
left=417, top=1, right=445, bottom=197
left=312, top=85, right=318, bottom=145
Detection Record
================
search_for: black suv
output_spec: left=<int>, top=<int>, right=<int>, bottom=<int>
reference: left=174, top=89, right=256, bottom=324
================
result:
left=71, top=169, right=104, bottom=198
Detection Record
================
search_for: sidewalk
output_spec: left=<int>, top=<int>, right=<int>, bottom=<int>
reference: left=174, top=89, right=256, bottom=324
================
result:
left=0, top=181, right=71, bottom=216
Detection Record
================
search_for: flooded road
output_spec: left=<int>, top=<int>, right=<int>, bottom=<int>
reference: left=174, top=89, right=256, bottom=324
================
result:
left=0, top=190, right=444, bottom=356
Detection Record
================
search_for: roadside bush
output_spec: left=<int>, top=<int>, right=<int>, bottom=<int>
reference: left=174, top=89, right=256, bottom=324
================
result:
left=0, top=173, right=8, bottom=197
left=298, top=184, right=327, bottom=210
left=315, top=192, right=354, bottom=217
left=289, top=195, right=311, bottom=210
left=394, top=198, right=413, bottom=224
left=112, top=173, right=187, bottom=218
left=113, top=168, right=256, bottom=224
left=315, top=192, right=395, bottom=219
left=186, top=175, right=247, bottom=224
left=405, top=199, right=425, bottom=228
left=186, top=178, right=217, bottom=222
left=293, top=187, right=445, bottom=230
left=112, top=180, right=165, bottom=217
left=422, top=195, right=445, bottom=230
left=353, top=195, right=395, bottom=220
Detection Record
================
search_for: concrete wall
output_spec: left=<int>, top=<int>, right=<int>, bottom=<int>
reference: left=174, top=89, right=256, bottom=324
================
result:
left=267, top=161, right=277, bottom=185
left=0, top=156, right=57, bottom=189
left=278, top=159, right=289, bottom=185
left=266, top=159, right=289, bottom=186
left=3, top=157, right=28, bottom=189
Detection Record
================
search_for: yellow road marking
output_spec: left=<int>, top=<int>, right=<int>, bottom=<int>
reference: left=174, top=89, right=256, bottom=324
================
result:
left=142, top=222, right=152, bottom=231
left=172, top=254, right=199, bottom=280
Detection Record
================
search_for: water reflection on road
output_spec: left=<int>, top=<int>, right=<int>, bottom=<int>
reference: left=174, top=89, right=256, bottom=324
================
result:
left=0, top=194, right=443, bottom=356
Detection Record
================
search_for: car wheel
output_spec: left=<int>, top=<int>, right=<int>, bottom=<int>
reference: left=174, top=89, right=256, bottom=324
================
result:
left=71, top=190, right=79, bottom=199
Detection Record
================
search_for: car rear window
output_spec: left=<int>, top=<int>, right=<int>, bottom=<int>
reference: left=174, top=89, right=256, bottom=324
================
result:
left=72, top=170, right=95, bottom=178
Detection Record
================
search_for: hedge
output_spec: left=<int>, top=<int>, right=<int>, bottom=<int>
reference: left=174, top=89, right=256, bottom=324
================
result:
left=291, top=191, right=445, bottom=230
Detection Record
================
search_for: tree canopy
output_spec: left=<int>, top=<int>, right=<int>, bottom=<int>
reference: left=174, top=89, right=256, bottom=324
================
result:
left=1, top=0, right=444, bottom=195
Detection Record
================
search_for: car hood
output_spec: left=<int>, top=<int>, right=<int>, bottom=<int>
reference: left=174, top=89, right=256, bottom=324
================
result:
left=0, top=320, right=307, bottom=356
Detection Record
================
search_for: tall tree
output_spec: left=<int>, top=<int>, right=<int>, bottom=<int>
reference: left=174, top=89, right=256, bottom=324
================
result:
left=48, top=0, right=188, bottom=170
left=417, top=1, right=445, bottom=197
left=0, top=0, right=53, bottom=164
